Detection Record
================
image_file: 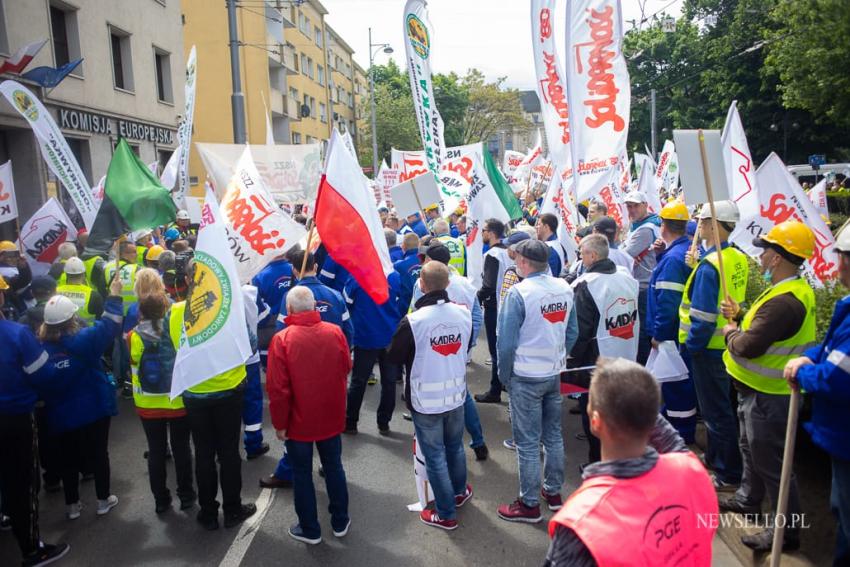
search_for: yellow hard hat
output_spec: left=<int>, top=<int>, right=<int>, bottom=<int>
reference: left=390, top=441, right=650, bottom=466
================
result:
left=424, top=204, right=439, bottom=212
left=0, top=274, right=8, bottom=291
left=659, top=201, right=689, bottom=221
left=0, top=240, right=17, bottom=253
left=146, top=245, right=164, bottom=262
left=755, top=221, right=815, bottom=259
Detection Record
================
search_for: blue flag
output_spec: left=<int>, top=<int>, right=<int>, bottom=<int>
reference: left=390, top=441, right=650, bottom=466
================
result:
left=21, top=59, right=82, bottom=88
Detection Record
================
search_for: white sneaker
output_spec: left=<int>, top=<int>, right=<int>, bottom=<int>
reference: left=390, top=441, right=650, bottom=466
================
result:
left=66, top=501, right=82, bottom=520
left=96, top=495, right=118, bottom=516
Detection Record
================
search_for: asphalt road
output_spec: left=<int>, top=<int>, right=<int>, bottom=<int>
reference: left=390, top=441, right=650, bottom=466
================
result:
left=1, top=340, right=741, bottom=567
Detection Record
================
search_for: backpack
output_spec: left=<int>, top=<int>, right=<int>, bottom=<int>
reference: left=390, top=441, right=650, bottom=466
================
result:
left=137, top=313, right=177, bottom=395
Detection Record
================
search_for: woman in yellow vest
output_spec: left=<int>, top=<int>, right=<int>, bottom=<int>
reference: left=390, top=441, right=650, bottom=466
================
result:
left=126, top=269, right=196, bottom=514
left=56, top=257, right=103, bottom=325
left=718, top=221, right=817, bottom=553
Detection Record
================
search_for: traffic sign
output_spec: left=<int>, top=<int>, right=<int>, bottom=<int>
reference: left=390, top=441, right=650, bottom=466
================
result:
left=808, top=154, right=826, bottom=169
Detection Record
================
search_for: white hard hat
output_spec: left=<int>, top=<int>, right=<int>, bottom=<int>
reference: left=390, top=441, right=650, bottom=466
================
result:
left=836, top=222, right=850, bottom=253
left=44, top=295, right=79, bottom=325
left=130, top=229, right=153, bottom=243
left=698, top=200, right=739, bottom=223
left=64, top=257, right=85, bottom=275
left=176, top=210, right=190, bottom=221
left=624, top=190, right=648, bottom=204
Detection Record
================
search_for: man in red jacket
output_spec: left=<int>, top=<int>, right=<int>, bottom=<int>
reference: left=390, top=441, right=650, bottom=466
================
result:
left=266, top=286, right=352, bottom=545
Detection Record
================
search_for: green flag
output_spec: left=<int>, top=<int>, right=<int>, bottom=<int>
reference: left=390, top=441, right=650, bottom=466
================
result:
left=482, top=150, right=522, bottom=220
left=85, top=139, right=177, bottom=257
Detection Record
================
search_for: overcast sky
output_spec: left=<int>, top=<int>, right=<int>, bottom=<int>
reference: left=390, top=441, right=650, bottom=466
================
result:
left=321, top=0, right=684, bottom=90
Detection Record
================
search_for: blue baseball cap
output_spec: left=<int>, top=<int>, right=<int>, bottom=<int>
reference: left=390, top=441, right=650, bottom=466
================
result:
left=501, top=231, right=531, bottom=248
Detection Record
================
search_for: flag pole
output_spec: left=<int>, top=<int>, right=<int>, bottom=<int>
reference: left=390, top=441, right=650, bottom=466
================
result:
left=409, top=178, right=430, bottom=235
left=300, top=225, right=314, bottom=274
left=697, top=129, right=729, bottom=300
left=770, top=388, right=800, bottom=567
left=689, top=217, right=702, bottom=262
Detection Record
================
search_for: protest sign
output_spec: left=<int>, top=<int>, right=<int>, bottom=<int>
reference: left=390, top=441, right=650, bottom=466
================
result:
left=18, top=198, right=77, bottom=276
left=390, top=172, right=441, bottom=218
left=0, top=161, right=18, bottom=224
left=674, top=129, right=729, bottom=206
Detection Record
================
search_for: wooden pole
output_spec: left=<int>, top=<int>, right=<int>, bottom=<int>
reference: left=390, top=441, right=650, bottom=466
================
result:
left=689, top=217, right=702, bottom=262
left=770, top=388, right=800, bottom=567
left=697, top=129, right=729, bottom=300
left=409, top=178, right=431, bottom=235
left=299, top=226, right=314, bottom=275
left=533, top=162, right=553, bottom=203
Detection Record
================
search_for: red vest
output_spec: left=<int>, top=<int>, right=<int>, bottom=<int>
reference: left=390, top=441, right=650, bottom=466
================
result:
left=549, top=452, right=718, bottom=567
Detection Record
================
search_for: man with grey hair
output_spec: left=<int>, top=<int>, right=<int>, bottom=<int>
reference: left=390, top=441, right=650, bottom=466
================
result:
left=385, top=228, right=403, bottom=263
left=496, top=239, right=578, bottom=523
left=48, top=242, right=79, bottom=282
left=433, top=219, right=466, bottom=276
left=568, top=233, right=640, bottom=465
left=266, top=284, right=352, bottom=544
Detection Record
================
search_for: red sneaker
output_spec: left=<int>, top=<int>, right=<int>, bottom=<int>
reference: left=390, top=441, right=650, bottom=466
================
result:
left=497, top=499, right=543, bottom=523
left=455, top=484, right=473, bottom=508
left=541, top=489, right=563, bottom=511
left=420, top=509, right=458, bottom=530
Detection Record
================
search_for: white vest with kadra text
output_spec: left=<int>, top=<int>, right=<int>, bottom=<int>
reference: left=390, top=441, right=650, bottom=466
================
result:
left=514, top=275, right=574, bottom=378
left=574, top=266, right=640, bottom=361
left=408, top=300, right=472, bottom=414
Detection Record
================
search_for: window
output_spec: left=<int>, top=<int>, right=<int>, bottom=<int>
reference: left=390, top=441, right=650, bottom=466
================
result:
left=300, top=53, right=307, bottom=75
left=289, top=86, right=298, bottom=101
left=317, top=64, right=324, bottom=86
left=348, top=91, right=354, bottom=108
left=314, top=26, right=322, bottom=47
left=299, top=12, right=310, bottom=36
left=306, top=135, right=315, bottom=144
left=110, top=27, right=133, bottom=91
left=153, top=48, right=172, bottom=103
left=319, top=102, right=326, bottom=123
left=50, top=3, right=82, bottom=74
left=291, top=132, right=301, bottom=144
left=306, top=57, right=313, bottom=79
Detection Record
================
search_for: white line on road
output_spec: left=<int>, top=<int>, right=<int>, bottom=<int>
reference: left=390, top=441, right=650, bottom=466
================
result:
left=219, top=487, right=276, bottom=567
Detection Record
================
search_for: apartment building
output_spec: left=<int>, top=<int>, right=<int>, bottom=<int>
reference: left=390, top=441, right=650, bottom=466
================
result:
left=0, top=0, right=183, bottom=232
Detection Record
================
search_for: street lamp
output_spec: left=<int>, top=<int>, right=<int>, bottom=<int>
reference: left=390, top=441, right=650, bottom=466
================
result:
left=368, top=27, right=393, bottom=178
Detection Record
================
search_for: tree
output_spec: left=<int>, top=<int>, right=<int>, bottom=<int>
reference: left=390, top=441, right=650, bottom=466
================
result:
left=765, top=0, right=850, bottom=130
left=460, top=70, right=529, bottom=145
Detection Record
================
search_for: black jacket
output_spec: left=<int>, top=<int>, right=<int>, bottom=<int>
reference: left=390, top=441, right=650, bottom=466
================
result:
left=566, top=258, right=617, bottom=389
left=387, top=289, right=473, bottom=413
left=477, top=245, right=506, bottom=309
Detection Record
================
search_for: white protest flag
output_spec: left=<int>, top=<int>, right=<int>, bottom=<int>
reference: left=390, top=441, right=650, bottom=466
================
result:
left=341, top=130, right=358, bottom=162
left=261, top=90, right=275, bottom=146
left=634, top=152, right=653, bottom=181
left=0, top=81, right=96, bottom=229
left=93, top=175, right=106, bottom=205
left=541, top=168, right=579, bottom=264
left=531, top=0, right=572, bottom=171
left=730, top=153, right=838, bottom=286
left=502, top=150, right=526, bottom=186
left=160, top=144, right=182, bottom=190
left=721, top=101, right=758, bottom=219
left=377, top=160, right=398, bottom=206
left=807, top=178, right=829, bottom=219
left=174, top=46, right=197, bottom=207
left=638, top=158, right=663, bottom=214
left=171, top=186, right=252, bottom=399
left=0, top=160, right=18, bottom=224
left=220, top=146, right=306, bottom=282
left=515, top=130, right=544, bottom=183
left=597, top=163, right=629, bottom=230
left=654, top=140, right=678, bottom=191
left=465, top=154, right=514, bottom=288
left=406, top=435, right=434, bottom=512
left=403, top=1, right=447, bottom=203
left=566, top=1, right=630, bottom=202
left=18, top=198, right=77, bottom=276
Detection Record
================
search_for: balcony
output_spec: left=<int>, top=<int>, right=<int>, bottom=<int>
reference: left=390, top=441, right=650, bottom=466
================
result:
left=282, top=44, right=298, bottom=74
left=270, top=89, right=284, bottom=115
left=285, top=95, right=300, bottom=120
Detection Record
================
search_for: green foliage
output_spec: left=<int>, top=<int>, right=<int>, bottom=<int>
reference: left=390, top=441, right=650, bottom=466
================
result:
left=624, top=0, right=849, bottom=164
left=459, top=70, right=529, bottom=145
left=827, top=192, right=850, bottom=216
left=743, top=257, right=845, bottom=343
left=764, top=0, right=850, bottom=130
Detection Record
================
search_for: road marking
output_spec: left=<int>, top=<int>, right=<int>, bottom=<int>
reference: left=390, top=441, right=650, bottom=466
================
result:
left=219, top=487, right=275, bottom=567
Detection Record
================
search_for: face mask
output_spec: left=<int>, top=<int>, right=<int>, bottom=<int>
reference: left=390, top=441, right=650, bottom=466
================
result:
left=762, top=269, right=773, bottom=284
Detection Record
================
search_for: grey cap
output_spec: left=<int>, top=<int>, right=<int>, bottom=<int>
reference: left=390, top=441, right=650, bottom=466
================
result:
left=513, top=239, right=549, bottom=263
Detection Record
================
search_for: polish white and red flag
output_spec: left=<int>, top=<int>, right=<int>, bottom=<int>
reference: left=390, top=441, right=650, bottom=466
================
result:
left=315, top=129, right=393, bottom=304
left=0, top=39, right=48, bottom=75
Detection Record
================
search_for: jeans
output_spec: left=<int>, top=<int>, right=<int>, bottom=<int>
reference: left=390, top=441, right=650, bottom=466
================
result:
left=484, top=305, right=500, bottom=397
left=140, top=416, right=195, bottom=505
left=0, top=413, right=39, bottom=555
left=346, top=347, right=398, bottom=427
left=412, top=406, right=466, bottom=520
left=56, top=417, right=112, bottom=505
left=463, top=390, right=485, bottom=448
left=286, top=435, right=349, bottom=539
left=832, top=457, right=850, bottom=566
left=578, top=393, right=600, bottom=463
left=637, top=288, right=651, bottom=365
left=689, top=351, right=742, bottom=484
left=185, top=389, right=244, bottom=517
left=509, top=375, right=564, bottom=507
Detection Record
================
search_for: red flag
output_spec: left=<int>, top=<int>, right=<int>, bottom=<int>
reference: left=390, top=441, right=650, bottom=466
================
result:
left=0, top=39, right=47, bottom=75
left=315, top=130, right=393, bottom=304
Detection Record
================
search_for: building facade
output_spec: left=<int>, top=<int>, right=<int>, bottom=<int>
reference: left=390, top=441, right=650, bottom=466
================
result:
left=488, top=90, right=544, bottom=165
left=0, top=0, right=183, bottom=235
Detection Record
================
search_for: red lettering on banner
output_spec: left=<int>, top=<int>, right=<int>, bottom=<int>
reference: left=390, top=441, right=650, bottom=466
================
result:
left=446, top=157, right=473, bottom=184
left=655, top=152, right=670, bottom=179
left=508, top=156, right=523, bottom=167
left=0, top=181, right=8, bottom=201
left=599, top=185, right=625, bottom=228
left=539, top=8, right=551, bottom=40
left=224, top=187, right=286, bottom=254
left=761, top=193, right=836, bottom=280
left=574, top=6, right=625, bottom=132
left=399, top=157, right=428, bottom=183
left=552, top=186, right=577, bottom=236
left=200, top=203, right=214, bottom=228
left=730, top=146, right=753, bottom=202
left=540, top=52, right=571, bottom=144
